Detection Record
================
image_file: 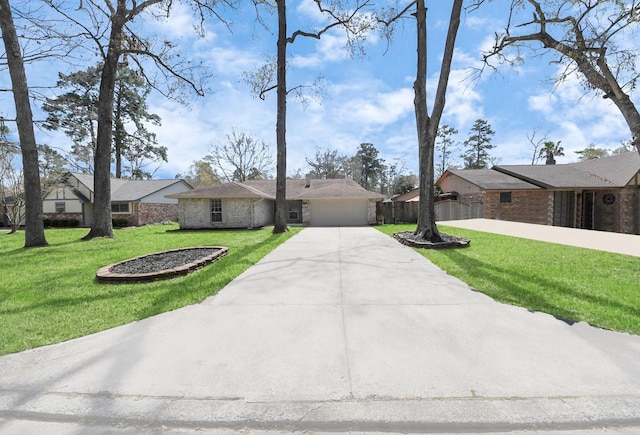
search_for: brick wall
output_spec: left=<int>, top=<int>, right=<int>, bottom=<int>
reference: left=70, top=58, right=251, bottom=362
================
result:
left=302, top=201, right=311, bottom=225
left=616, top=188, right=640, bottom=234
left=135, top=203, right=179, bottom=226
left=458, top=192, right=486, bottom=207
left=484, top=190, right=549, bottom=225
left=177, top=198, right=273, bottom=229
left=367, top=200, right=378, bottom=224
left=177, top=198, right=210, bottom=229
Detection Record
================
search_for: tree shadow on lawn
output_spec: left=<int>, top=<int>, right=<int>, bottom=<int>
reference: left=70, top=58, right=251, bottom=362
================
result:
left=3, top=233, right=283, bottom=317
left=131, top=233, right=286, bottom=319
left=433, top=248, right=640, bottom=333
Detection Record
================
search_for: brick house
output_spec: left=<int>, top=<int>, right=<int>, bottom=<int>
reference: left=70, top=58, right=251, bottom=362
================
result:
left=436, top=152, right=640, bottom=234
left=43, top=173, right=193, bottom=227
left=166, top=178, right=385, bottom=229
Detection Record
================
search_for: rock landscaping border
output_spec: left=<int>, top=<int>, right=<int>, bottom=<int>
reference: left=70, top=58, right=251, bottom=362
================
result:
left=96, top=246, right=228, bottom=283
left=394, top=231, right=470, bottom=249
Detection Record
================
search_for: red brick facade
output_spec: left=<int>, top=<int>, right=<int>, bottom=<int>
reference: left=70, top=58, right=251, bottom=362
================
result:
left=123, top=203, right=179, bottom=226
left=485, top=191, right=549, bottom=225
left=457, top=188, right=640, bottom=234
left=608, top=188, right=639, bottom=234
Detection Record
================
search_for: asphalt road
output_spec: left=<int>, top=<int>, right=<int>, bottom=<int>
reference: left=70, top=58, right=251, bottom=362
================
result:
left=1, top=226, right=639, bottom=434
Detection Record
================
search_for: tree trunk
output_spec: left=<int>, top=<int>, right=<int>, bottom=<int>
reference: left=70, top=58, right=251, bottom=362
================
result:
left=0, top=0, right=48, bottom=247
left=84, top=2, right=127, bottom=239
left=114, top=86, right=123, bottom=178
left=607, top=92, right=640, bottom=155
left=535, top=32, right=640, bottom=155
left=273, top=0, right=288, bottom=234
left=413, top=0, right=463, bottom=242
left=412, top=0, right=439, bottom=242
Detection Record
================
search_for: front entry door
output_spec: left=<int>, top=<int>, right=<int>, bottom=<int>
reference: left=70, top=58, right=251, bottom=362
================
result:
left=582, top=191, right=595, bottom=230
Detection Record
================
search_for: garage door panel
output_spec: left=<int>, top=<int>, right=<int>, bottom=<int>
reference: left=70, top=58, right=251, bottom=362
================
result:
left=309, top=199, right=368, bottom=226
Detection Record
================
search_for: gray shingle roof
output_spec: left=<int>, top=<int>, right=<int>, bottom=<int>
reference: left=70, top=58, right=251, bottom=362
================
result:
left=493, top=151, right=640, bottom=189
left=169, top=178, right=385, bottom=200
left=67, top=173, right=191, bottom=201
left=570, top=151, right=640, bottom=186
left=446, top=169, right=542, bottom=190
left=166, top=182, right=272, bottom=199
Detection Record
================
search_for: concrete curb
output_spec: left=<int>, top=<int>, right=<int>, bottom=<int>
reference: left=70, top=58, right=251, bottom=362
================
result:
left=2, top=392, right=640, bottom=432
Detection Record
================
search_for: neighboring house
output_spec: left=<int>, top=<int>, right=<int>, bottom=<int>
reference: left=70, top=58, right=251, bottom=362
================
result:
left=436, top=152, right=640, bottom=234
left=392, top=188, right=419, bottom=203
left=43, top=173, right=193, bottom=227
left=167, top=178, right=385, bottom=229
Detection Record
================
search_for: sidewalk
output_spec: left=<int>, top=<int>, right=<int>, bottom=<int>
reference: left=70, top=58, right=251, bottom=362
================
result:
left=1, top=227, right=639, bottom=433
left=439, top=218, right=640, bottom=257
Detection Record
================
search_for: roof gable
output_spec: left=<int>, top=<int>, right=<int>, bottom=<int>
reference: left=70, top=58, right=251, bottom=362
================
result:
left=64, top=173, right=192, bottom=201
left=393, top=188, right=419, bottom=202
left=166, top=182, right=272, bottom=199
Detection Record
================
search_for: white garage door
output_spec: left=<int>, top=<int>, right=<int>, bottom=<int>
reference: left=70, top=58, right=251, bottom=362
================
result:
left=309, top=199, right=368, bottom=226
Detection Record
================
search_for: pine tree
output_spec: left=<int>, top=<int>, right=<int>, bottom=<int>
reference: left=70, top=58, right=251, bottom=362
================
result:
left=461, top=119, right=495, bottom=169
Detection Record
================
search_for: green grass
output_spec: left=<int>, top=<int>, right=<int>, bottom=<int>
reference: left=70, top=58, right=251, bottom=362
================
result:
left=0, top=223, right=301, bottom=356
left=377, top=224, right=640, bottom=336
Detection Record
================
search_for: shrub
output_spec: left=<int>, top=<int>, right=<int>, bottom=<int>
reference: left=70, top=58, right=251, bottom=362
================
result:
left=44, top=219, right=79, bottom=228
left=112, top=218, right=130, bottom=228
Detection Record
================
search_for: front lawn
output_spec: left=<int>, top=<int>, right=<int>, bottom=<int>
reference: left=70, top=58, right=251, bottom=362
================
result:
left=377, top=224, right=640, bottom=336
left=0, top=223, right=301, bottom=356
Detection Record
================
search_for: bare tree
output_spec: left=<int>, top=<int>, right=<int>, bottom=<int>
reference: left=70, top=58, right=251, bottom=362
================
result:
left=176, top=160, right=220, bottom=188
left=248, top=0, right=385, bottom=233
left=413, top=0, right=464, bottom=242
left=44, top=0, right=232, bottom=240
left=0, top=0, right=47, bottom=246
left=527, top=129, right=549, bottom=164
left=206, top=130, right=275, bottom=182
left=0, top=143, right=25, bottom=234
left=305, top=147, right=350, bottom=179
left=484, top=0, right=640, bottom=155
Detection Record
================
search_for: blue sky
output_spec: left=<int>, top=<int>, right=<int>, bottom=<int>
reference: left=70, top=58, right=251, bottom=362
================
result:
left=2, top=0, right=634, bottom=180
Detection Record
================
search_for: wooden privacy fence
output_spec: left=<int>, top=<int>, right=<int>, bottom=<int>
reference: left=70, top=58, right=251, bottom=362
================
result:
left=435, top=200, right=483, bottom=221
left=378, top=200, right=483, bottom=223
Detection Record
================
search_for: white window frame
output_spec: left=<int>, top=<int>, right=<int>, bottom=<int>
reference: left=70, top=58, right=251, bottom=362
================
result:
left=111, top=202, right=130, bottom=214
left=55, top=202, right=66, bottom=213
left=211, top=199, right=223, bottom=222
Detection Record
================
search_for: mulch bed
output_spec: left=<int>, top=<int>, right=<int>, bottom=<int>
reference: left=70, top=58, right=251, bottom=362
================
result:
left=97, top=246, right=228, bottom=283
left=394, top=231, right=470, bottom=249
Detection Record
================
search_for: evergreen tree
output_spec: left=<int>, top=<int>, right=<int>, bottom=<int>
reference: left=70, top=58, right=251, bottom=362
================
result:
left=353, top=143, right=384, bottom=191
left=42, top=64, right=164, bottom=178
left=461, top=119, right=495, bottom=169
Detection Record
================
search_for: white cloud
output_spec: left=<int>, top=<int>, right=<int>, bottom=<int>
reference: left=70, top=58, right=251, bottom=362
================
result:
left=295, top=0, right=327, bottom=23
left=528, top=93, right=558, bottom=116
left=526, top=68, right=630, bottom=159
left=144, top=2, right=202, bottom=40
left=337, top=87, right=414, bottom=126
left=440, top=68, right=484, bottom=128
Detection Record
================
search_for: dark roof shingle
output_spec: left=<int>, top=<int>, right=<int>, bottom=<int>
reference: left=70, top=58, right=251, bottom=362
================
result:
left=169, top=178, right=385, bottom=200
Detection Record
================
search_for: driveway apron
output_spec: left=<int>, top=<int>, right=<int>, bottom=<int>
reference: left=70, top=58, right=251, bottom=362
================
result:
left=1, top=227, right=639, bottom=433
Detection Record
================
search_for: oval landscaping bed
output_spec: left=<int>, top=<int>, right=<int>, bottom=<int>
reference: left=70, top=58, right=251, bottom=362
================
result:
left=97, top=246, right=228, bottom=283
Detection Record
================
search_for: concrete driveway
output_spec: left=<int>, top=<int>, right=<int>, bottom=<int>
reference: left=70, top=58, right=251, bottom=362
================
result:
left=1, top=227, right=639, bottom=433
left=440, top=218, right=640, bottom=257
